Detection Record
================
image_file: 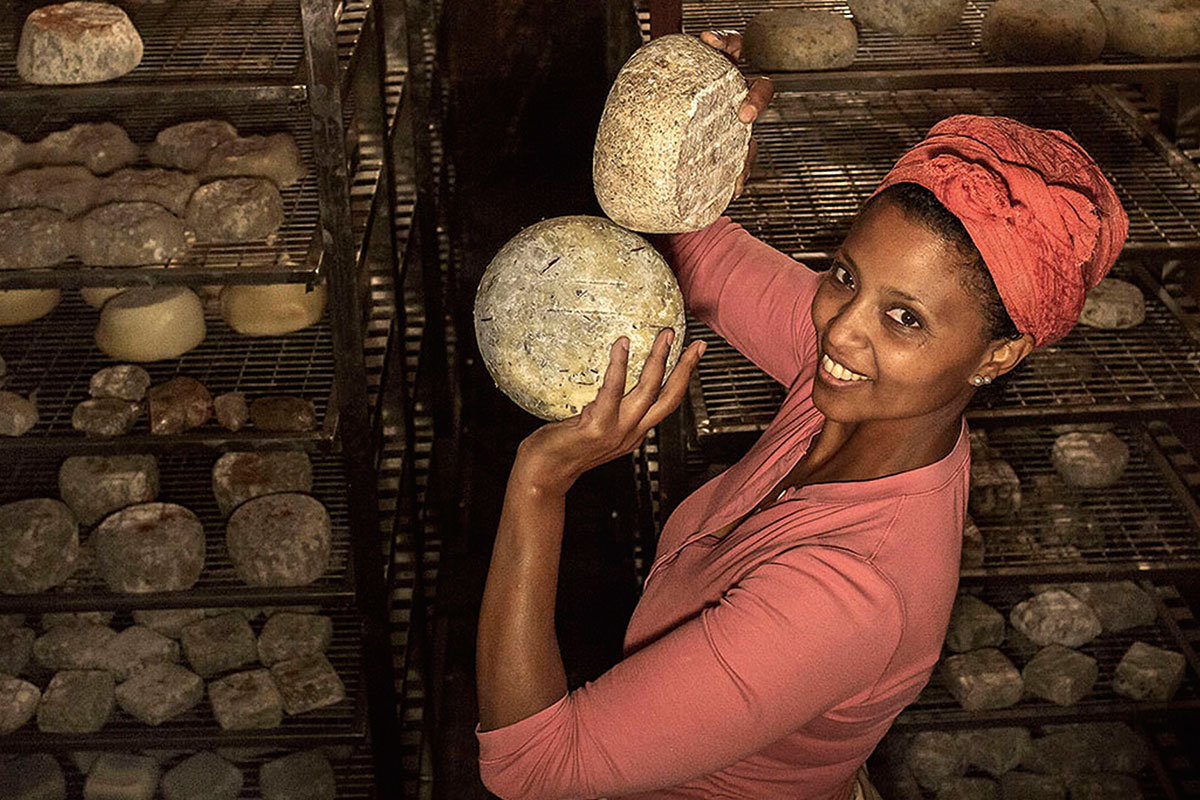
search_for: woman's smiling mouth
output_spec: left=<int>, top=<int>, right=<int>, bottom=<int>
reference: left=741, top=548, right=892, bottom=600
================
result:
left=820, top=353, right=871, bottom=383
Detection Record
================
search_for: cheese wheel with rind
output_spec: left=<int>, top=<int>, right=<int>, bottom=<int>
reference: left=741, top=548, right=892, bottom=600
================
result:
left=594, top=34, right=750, bottom=233
left=743, top=10, right=858, bottom=71
left=982, top=0, right=1107, bottom=64
left=849, top=0, right=968, bottom=35
left=219, top=283, right=327, bottom=336
left=1095, top=0, right=1200, bottom=58
left=16, top=2, right=143, bottom=85
left=0, top=288, right=61, bottom=326
left=94, top=287, right=206, bottom=362
left=474, top=216, right=686, bottom=420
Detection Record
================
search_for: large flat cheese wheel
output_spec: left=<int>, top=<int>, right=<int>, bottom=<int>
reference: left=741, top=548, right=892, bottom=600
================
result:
left=1096, top=0, right=1200, bottom=58
left=219, top=283, right=327, bottom=336
left=849, top=0, right=968, bottom=35
left=17, top=2, right=143, bottom=85
left=474, top=216, right=686, bottom=420
left=982, top=0, right=1106, bottom=64
left=0, top=288, right=61, bottom=326
left=743, top=10, right=858, bottom=71
left=593, top=34, right=750, bottom=234
left=94, top=287, right=206, bottom=362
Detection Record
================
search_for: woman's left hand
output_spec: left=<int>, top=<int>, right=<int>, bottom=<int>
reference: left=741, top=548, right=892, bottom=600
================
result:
left=512, top=328, right=706, bottom=497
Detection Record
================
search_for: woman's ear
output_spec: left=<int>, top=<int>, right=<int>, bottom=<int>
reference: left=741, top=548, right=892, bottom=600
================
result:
left=977, top=333, right=1035, bottom=382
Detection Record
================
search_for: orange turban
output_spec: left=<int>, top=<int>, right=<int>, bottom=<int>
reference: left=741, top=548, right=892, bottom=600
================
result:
left=874, top=115, right=1129, bottom=346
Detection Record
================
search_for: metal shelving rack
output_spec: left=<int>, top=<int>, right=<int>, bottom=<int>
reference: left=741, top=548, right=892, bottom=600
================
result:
left=0, top=0, right=432, bottom=794
left=639, top=2, right=1200, bottom=794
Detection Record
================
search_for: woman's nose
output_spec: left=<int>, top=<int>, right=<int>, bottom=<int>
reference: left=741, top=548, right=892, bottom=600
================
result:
left=825, top=298, right=870, bottom=351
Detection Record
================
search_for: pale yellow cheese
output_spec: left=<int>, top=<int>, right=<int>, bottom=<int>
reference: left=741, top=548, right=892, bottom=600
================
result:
left=94, top=287, right=206, bottom=362
left=0, top=288, right=61, bottom=326
left=219, top=283, right=327, bottom=336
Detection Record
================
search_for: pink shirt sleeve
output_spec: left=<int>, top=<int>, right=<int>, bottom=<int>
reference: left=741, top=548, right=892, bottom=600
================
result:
left=476, top=546, right=906, bottom=800
left=654, top=217, right=823, bottom=387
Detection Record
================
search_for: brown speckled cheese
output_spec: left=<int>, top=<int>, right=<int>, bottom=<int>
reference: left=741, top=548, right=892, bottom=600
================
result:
left=593, top=35, right=750, bottom=233
left=743, top=10, right=858, bottom=71
left=30, top=122, right=138, bottom=175
left=0, top=165, right=100, bottom=216
left=59, top=454, right=160, bottom=527
left=16, top=2, right=143, bottom=85
left=1078, top=278, right=1145, bottom=330
left=186, top=178, right=284, bottom=243
left=1051, top=431, right=1130, bottom=488
left=1096, top=0, right=1200, bottom=57
left=0, top=498, right=79, bottom=594
left=93, top=502, right=205, bottom=593
left=474, top=216, right=686, bottom=420
left=0, top=132, right=24, bottom=175
left=98, top=169, right=200, bottom=217
left=147, top=120, right=239, bottom=172
left=74, top=202, right=190, bottom=267
left=0, top=208, right=72, bottom=269
left=212, top=451, right=314, bottom=517
left=226, top=493, right=332, bottom=587
left=982, top=0, right=1107, bottom=64
left=849, top=0, right=968, bottom=35
left=198, top=134, right=306, bottom=189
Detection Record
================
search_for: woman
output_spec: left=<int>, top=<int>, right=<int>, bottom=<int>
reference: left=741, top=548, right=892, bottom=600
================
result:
left=475, top=32, right=1128, bottom=800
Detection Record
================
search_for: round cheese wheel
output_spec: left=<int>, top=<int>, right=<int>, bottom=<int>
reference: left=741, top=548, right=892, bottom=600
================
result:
left=93, top=502, right=205, bottom=593
left=17, top=2, right=144, bottom=85
left=147, top=120, right=240, bottom=172
left=74, top=201, right=190, bottom=267
left=59, top=454, right=160, bottom=526
left=849, top=0, right=968, bottom=35
left=474, top=216, right=686, bottom=420
left=80, top=286, right=126, bottom=309
left=0, top=498, right=79, bottom=594
left=593, top=34, right=751, bottom=233
left=197, top=134, right=307, bottom=189
left=1051, top=431, right=1130, bottom=489
left=1095, top=0, right=1200, bottom=58
left=31, top=122, right=139, bottom=175
left=219, top=283, right=327, bottom=336
left=0, top=288, right=61, bottom=326
left=982, top=0, right=1107, bottom=64
left=226, top=493, right=332, bottom=587
left=94, top=287, right=206, bottom=362
left=0, top=165, right=100, bottom=217
left=186, top=178, right=284, bottom=243
left=212, top=451, right=314, bottom=517
left=0, top=208, right=72, bottom=269
left=743, top=10, right=858, bottom=71
left=1078, top=278, right=1145, bottom=329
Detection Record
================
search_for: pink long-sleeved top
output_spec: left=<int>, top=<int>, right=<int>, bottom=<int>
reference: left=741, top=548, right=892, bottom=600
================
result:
left=478, top=217, right=968, bottom=800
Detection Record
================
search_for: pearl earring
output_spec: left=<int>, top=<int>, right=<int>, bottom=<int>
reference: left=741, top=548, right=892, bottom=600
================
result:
left=972, top=376, right=983, bottom=386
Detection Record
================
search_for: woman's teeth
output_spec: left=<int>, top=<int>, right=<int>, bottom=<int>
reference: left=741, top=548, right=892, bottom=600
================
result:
left=821, top=354, right=869, bottom=382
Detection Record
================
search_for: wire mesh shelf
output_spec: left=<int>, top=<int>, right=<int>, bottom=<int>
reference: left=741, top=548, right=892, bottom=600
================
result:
left=0, top=291, right=337, bottom=453
left=0, top=612, right=364, bottom=750
left=0, top=90, right=396, bottom=289
left=640, top=0, right=1200, bottom=90
left=962, top=425, right=1200, bottom=579
left=732, top=87, right=1200, bottom=260
left=0, top=0, right=373, bottom=101
left=894, top=583, right=1200, bottom=729
left=688, top=263, right=1200, bottom=441
left=31, top=748, right=378, bottom=799
left=0, top=451, right=355, bottom=612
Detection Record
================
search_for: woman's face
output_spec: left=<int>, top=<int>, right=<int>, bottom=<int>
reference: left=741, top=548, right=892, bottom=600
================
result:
left=810, top=197, right=997, bottom=426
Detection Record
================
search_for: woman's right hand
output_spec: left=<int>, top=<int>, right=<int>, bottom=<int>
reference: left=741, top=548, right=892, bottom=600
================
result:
left=699, top=30, right=773, bottom=199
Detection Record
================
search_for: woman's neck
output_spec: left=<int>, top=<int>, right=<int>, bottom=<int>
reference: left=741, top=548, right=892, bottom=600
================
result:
left=801, top=408, right=964, bottom=487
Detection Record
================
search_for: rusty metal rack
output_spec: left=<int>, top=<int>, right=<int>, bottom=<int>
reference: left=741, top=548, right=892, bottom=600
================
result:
left=1, top=611, right=365, bottom=751
left=0, top=451, right=357, bottom=613
left=0, top=0, right=374, bottom=105
left=687, top=263, right=1200, bottom=444
left=893, top=582, right=1200, bottom=730
left=640, top=0, right=1200, bottom=91
left=732, top=87, right=1200, bottom=261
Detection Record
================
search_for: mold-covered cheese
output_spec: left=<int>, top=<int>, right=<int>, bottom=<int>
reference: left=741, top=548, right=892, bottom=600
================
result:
left=474, top=216, right=686, bottom=420
left=743, top=10, right=858, bottom=71
left=982, top=0, right=1107, bottom=64
left=849, top=0, right=968, bottom=35
left=16, top=2, right=143, bottom=85
left=593, top=34, right=750, bottom=233
left=1095, top=0, right=1200, bottom=58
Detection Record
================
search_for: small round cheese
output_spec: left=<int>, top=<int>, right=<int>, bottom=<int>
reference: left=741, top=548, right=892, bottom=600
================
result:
left=226, top=493, right=332, bottom=587
left=0, top=498, right=79, bottom=594
left=147, top=120, right=240, bottom=172
left=1052, top=431, right=1130, bottom=489
left=849, top=0, right=968, bottom=35
left=31, top=122, right=139, bottom=175
left=982, top=0, right=1107, bottom=64
left=1078, top=278, right=1145, bottom=330
left=219, top=283, right=327, bottom=336
left=0, top=288, right=61, bottom=326
left=0, top=208, right=72, bottom=269
left=94, top=287, right=206, bottom=362
left=1095, top=0, right=1200, bottom=58
left=186, top=178, right=284, bottom=243
left=74, top=201, right=190, bottom=267
left=594, top=34, right=751, bottom=233
left=474, top=216, right=686, bottom=420
left=743, top=10, right=858, bottom=71
left=93, top=502, right=205, bottom=593
left=17, top=2, right=143, bottom=85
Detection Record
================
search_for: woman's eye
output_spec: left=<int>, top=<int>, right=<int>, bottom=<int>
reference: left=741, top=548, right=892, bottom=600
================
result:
left=832, top=265, right=854, bottom=289
left=886, top=307, right=921, bottom=328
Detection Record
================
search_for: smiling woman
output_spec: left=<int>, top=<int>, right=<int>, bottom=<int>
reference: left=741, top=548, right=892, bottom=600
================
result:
left=474, top=31, right=1129, bottom=800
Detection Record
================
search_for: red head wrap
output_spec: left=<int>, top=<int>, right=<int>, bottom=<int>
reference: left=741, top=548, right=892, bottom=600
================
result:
left=873, top=115, right=1129, bottom=347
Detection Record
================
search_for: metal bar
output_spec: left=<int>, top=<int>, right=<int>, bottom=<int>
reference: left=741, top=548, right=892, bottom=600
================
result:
left=762, top=64, right=1200, bottom=94
left=301, top=1, right=400, bottom=798
left=649, top=0, right=682, bottom=37
left=0, top=84, right=308, bottom=109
